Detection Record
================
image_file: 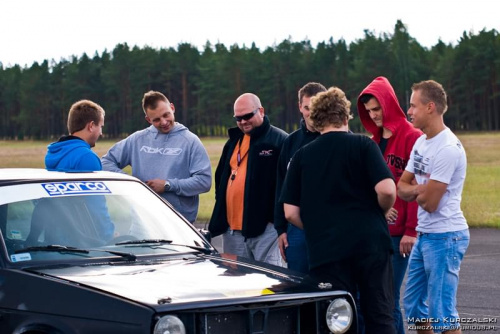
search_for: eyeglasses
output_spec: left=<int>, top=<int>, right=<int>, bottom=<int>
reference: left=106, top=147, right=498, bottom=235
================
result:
left=233, top=108, right=259, bottom=122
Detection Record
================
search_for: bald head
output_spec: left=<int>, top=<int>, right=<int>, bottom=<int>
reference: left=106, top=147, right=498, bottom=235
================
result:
left=234, top=93, right=262, bottom=110
left=233, top=93, right=265, bottom=134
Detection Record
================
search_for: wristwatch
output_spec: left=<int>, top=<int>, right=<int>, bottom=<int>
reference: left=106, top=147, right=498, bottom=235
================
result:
left=164, top=180, right=171, bottom=192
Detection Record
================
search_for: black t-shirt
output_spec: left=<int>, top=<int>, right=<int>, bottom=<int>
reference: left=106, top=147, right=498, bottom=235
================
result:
left=280, top=131, right=393, bottom=269
left=378, top=136, right=388, bottom=154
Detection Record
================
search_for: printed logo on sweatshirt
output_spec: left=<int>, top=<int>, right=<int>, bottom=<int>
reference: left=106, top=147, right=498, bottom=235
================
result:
left=258, top=149, right=274, bottom=156
left=42, top=182, right=111, bottom=196
left=386, top=154, right=408, bottom=177
left=140, top=146, right=183, bottom=155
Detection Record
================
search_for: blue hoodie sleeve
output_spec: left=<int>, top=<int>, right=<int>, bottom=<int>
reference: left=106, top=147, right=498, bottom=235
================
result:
left=168, top=136, right=212, bottom=197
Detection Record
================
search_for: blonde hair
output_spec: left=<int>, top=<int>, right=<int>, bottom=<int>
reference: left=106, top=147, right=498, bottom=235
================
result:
left=412, top=80, right=448, bottom=114
left=310, top=87, right=352, bottom=131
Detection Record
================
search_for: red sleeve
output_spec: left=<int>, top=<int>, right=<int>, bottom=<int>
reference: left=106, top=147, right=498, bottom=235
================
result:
left=404, top=200, right=418, bottom=237
left=403, top=128, right=422, bottom=237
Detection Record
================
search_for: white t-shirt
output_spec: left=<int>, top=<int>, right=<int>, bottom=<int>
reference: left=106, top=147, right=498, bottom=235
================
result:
left=406, top=128, right=468, bottom=233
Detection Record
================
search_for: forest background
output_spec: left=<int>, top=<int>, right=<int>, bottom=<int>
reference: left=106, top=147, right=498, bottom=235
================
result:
left=1, top=21, right=500, bottom=139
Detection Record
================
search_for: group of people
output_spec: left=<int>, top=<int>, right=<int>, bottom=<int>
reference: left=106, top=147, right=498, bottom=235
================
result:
left=45, top=77, right=469, bottom=334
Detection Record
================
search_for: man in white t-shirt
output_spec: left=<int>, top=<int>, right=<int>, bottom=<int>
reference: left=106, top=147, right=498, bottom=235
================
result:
left=398, top=80, right=469, bottom=334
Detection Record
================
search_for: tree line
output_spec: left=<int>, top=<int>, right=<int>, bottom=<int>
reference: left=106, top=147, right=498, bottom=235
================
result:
left=0, top=20, right=499, bottom=139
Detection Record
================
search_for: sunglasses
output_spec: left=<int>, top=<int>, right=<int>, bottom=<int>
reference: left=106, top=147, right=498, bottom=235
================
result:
left=233, top=108, right=259, bottom=122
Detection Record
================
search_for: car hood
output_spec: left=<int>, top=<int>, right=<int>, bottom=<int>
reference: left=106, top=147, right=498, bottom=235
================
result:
left=32, top=254, right=317, bottom=307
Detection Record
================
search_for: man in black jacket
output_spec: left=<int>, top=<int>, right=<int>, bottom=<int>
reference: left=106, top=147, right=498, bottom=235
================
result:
left=209, top=93, right=287, bottom=266
left=274, top=82, right=326, bottom=273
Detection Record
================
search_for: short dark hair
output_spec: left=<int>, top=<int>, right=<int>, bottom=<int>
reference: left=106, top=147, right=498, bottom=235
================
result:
left=298, top=82, right=327, bottom=104
left=142, top=91, right=169, bottom=114
left=310, top=87, right=353, bottom=131
left=359, top=93, right=375, bottom=104
left=412, top=80, right=448, bottom=114
left=67, top=100, right=104, bottom=134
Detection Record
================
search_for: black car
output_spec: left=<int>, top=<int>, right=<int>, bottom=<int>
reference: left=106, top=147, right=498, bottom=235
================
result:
left=0, top=169, right=356, bottom=334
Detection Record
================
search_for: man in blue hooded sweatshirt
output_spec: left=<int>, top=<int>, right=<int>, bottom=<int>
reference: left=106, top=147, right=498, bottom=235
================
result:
left=101, top=91, right=211, bottom=224
left=44, top=99, right=114, bottom=243
left=45, top=99, right=105, bottom=171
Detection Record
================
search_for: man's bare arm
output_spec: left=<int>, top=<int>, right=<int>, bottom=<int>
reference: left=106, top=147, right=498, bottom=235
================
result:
left=397, top=171, right=419, bottom=202
left=284, top=204, right=303, bottom=230
left=416, top=179, right=448, bottom=213
left=375, top=178, right=396, bottom=214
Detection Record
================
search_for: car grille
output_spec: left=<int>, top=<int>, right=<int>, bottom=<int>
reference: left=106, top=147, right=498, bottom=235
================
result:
left=201, top=307, right=298, bottom=333
left=172, top=297, right=356, bottom=334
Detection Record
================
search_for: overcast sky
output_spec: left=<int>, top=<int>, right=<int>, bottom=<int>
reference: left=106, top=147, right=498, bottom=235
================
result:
left=1, top=0, right=498, bottom=68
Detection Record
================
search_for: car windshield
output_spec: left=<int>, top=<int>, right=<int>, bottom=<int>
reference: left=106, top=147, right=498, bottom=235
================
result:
left=0, top=179, right=210, bottom=264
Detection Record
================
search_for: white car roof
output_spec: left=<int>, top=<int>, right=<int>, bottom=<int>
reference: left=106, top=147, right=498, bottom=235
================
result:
left=0, top=168, right=138, bottom=182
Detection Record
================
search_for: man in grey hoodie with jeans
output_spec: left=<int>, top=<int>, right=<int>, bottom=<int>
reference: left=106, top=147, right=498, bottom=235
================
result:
left=102, top=91, right=212, bottom=223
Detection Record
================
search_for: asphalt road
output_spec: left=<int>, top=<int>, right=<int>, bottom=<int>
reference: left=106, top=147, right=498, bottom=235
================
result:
left=200, top=226, right=500, bottom=333
left=454, top=228, right=500, bottom=333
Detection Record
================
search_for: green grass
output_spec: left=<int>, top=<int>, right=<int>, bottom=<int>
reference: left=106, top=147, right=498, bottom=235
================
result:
left=462, top=165, right=500, bottom=227
left=1, top=133, right=499, bottom=227
left=458, top=132, right=500, bottom=228
left=196, top=137, right=226, bottom=224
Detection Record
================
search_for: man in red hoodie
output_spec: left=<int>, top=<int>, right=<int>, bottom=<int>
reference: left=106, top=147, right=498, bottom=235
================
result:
left=357, top=77, right=422, bottom=334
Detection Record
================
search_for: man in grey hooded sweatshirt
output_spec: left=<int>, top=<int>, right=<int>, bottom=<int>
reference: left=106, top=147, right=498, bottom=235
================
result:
left=101, top=91, right=212, bottom=223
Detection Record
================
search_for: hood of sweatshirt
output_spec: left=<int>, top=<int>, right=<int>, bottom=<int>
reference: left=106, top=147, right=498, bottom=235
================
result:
left=148, top=122, right=188, bottom=139
left=357, top=76, right=410, bottom=143
left=45, top=136, right=91, bottom=170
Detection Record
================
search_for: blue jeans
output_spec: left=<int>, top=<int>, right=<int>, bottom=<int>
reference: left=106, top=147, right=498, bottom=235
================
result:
left=404, top=229, right=469, bottom=333
left=391, top=236, right=409, bottom=334
left=285, top=224, right=309, bottom=273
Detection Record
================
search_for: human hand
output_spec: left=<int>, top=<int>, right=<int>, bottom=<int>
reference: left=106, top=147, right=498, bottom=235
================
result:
left=399, top=235, right=416, bottom=257
left=385, top=208, right=398, bottom=224
left=146, top=179, right=166, bottom=194
left=415, top=183, right=426, bottom=194
left=220, top=253, right=238, bottom=270
left=278, top=233, right=288, bottom=262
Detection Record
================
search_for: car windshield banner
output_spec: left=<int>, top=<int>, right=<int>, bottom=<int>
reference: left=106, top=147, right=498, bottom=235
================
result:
left=42, top=182, right=111, bottom=196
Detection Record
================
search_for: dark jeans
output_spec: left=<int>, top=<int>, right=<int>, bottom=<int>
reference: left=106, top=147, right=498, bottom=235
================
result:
left=310, top=252, right=395, bottom=334
left=285, top=224, right=309, bottom=273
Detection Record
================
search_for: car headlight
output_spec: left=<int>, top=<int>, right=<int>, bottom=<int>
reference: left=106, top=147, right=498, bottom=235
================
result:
left=154, top=315, right=186, bottom=334
left=325, top=298, right=353, bottom=333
